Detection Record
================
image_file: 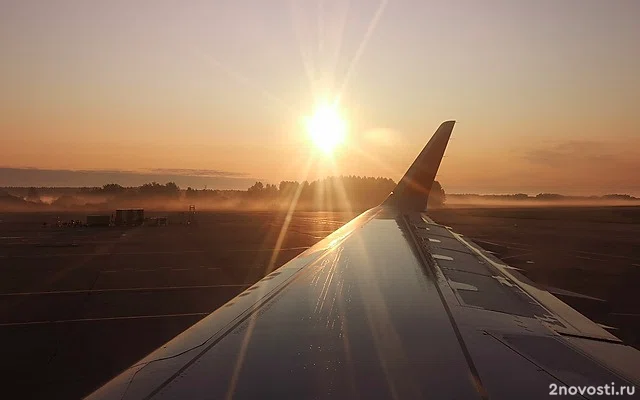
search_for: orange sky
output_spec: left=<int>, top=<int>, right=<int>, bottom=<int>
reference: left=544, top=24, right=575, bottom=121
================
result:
left=1, top=1, right=639, bottom=195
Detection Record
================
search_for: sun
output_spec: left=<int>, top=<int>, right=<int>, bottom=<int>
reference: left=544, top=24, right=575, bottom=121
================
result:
left=305, top=103, right=347, bottom=154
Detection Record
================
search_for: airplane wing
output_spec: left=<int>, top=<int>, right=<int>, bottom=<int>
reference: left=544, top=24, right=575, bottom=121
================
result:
left=87, top=121, right=640, bottom=400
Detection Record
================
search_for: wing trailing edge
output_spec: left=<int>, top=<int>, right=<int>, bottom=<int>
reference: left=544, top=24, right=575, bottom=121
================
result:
left=383, top=120, right=455, bottom=212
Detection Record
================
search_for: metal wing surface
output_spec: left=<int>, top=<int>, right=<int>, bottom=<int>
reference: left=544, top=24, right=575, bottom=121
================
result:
left=88, top=122, right=640, bottom=400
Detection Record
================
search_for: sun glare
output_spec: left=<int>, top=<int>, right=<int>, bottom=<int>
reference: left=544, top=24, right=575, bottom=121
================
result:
left=305, top=104, right=347, bottom=154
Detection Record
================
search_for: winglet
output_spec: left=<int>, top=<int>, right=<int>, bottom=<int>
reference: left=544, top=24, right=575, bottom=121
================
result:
left=383, top=120, right=455, bottom=212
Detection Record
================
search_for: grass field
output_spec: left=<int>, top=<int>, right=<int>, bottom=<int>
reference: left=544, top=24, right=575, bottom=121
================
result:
left=0, top=206, right=638, bottom=399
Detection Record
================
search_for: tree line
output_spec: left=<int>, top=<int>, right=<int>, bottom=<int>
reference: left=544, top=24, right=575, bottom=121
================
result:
left=8, top=176, right=447, bottom=211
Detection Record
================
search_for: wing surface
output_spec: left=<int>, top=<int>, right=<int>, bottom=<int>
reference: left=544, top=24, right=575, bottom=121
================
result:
left=88, top=122, right=640, bottom=400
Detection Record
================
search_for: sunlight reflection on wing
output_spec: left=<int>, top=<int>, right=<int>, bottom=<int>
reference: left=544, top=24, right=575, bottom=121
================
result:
left=225, top=154, right=315, bottom=399
left=351, top=221, right=416, bottom=399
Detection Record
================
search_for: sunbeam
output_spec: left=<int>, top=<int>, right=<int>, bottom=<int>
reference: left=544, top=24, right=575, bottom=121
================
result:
left=289, top=0, right=319, bottom=98
left=326, top=1, right=351, bottom=96
left=225, top=153, right=316, bottom=399
left=348, top=140, right=402, bottom=178
left=265, top=155, right=316, bottom=275
left=191, top=45, right=296, bottom=116
left=337, top=0, right=388, bottom=102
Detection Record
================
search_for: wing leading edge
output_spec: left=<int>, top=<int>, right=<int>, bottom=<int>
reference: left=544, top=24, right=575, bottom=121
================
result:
left=88, top=121, right=640, bottom=400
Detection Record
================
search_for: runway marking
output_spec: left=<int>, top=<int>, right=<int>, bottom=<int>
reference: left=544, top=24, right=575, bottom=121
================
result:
left=472, top=238, right=531, bottom=251
left=0, top=284, right=250, bottom=296
left=2, top=247, right=312, bottom=258
left=472, top=241, right=640, bottom=263
left=575, top=250, right=640, bottom=262
left=611, top=313, right=640, bottom=318
left=576, top=255, right=608, bottom=261
left=2, top=250, right=208, bottom=258
left=226, top=246, right=310, bottom=252
left=500, top=251, right=533, bottom=260
left=0, top=312, right=211, bottom=327
left=98, top=266, right=239, bottom=273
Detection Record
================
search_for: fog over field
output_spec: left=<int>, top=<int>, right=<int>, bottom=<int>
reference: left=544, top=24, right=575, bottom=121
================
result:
left=2, top=178, right=638, bottom=214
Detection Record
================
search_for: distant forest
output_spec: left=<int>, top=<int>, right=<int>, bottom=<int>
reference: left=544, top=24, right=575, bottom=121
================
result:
left=447, top=193, right=639, bottom=204
left=1, top=178, right=638, bottom=212
left=0, top=177, right=445, bottom=212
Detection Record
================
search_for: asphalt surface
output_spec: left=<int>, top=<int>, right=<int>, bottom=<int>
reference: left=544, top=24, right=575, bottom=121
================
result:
left=1, top=207, right=639, bottom=399
left=0, top=211, right=354, bottom=399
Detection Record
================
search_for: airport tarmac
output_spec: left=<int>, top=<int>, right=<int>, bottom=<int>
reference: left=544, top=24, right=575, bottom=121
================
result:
left=0, top=211, right=354, bottom=399
left=0, top=207, right=638, bottom=399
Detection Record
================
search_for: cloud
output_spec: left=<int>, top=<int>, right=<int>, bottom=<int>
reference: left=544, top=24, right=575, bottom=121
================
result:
left=516, top=139, right=640, bottom=194
left=437, top=139, right=640, bottom=196
left=147, top=168, right=248, bottom=177
left=522, top=140, right=627, bottom=168
left=0, top=167, right=258, bottom=189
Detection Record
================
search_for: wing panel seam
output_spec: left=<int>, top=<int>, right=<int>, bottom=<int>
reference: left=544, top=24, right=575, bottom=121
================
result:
left=402, top=214, right=488, bottom=400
